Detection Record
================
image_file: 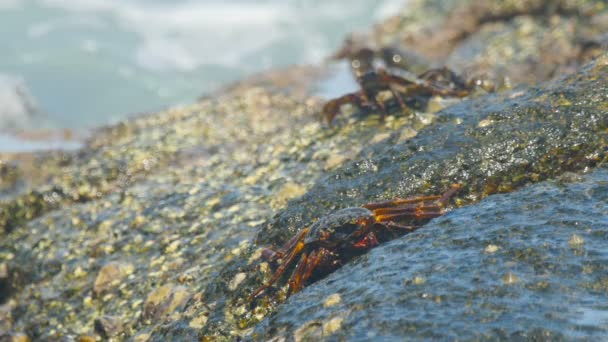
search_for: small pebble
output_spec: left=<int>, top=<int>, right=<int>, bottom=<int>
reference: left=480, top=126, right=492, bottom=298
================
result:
left=413, top=276, right=426, bottom=285
left=294, top=321, right=323, bottom=342
left=228, top=272, right=247, bottom=291
left=323, top=293, right=341, bottom=307
left=568, top=234, right=584, bottom=248
left=323, top=317, right=344, bottom=335
left=94, top=315, right=124, bottom=339
left=502, top=272, right=519, bottom=285
left=10, top=333, right=30, bottom=342
left=142, top=284, right=191, bottom=321
left=484, top=244, right=499, bottom=253
left=93, top=262, right=134, bottom=296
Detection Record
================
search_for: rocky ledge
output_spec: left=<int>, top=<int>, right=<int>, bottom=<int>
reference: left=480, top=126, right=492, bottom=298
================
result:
left=0, top=0, right=607, bottom=340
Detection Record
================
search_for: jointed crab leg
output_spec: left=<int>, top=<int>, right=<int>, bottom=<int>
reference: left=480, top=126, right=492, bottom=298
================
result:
left=263, top=226, right=312, bottom=261
left=383, top=222, right=418, bottom=231
left=248, top=228, right=309, bottom=300
left=322, top=93, right=368, bottom=123
left=364, top=184, right=461, bottom=210
left=372, top=204, right=441, bottom=215
left=439, top=184, right=462, bottom=204
left=363, top=194, right=442, bottom=210
left=375, top=210, right=444, bottom=222
left=287, top=252, right=308, bottom=294
left=289, top=249, right=327, bottom=294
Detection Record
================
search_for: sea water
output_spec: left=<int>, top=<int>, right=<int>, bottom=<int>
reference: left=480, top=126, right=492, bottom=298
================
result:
left=0, top=0, right=404, bottom=131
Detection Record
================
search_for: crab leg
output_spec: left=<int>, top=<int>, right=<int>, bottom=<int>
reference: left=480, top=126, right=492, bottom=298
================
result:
left=363, top=195, right=442, bottom=210
left=248, top=228, right=308, bottom=300
left=383, top=222, right=418, bottom=231
left=375, top=210, right=443, bottom=222
left=388, top=84, right=408, bottom=109
left=372, top=204, right=442, bottom=215
left=287, top=252, right=309, bottom=294
left=290, top=249, right=326, bottom=294
left=264, top=225, right=313, bottom=261
left=364, top=184, right=461, bottom=211
left=367, top=184, right=461, bottom=221
left=322, top=93, right=367, bottom=124
left=378, top=69, right=415, bottom=88
left=439, top=184, right=462, bottom=205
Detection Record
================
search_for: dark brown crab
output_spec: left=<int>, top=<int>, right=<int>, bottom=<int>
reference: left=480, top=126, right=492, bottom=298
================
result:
left=249, top=184, right=461, bottom=300
left=321, top=67, right=471, bottom=124
left=324, top=42, right=477, bottom=124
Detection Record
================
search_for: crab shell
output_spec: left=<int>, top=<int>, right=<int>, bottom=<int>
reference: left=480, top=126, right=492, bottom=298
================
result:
left=304, top=207, right=375, bottom=246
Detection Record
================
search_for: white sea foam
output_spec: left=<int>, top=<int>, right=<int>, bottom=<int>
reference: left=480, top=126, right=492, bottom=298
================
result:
left=0, top=0, right=405, bottom=130
left=0, top=0, right=22, bottom=10
left=0, top=74, right=45, bottom=131
left=38, top=0, right=405, bottom=72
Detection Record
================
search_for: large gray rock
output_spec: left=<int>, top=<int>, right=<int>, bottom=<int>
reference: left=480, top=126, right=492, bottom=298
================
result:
left=253, top=166, right=608, bottom=340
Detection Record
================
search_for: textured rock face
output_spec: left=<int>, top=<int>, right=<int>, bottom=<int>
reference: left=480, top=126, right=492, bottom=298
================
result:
left=0, top=0, right=607, bottom=340
left=253, top=166, right=608, bottom=340
left=351, top=0, right=608, bottom=85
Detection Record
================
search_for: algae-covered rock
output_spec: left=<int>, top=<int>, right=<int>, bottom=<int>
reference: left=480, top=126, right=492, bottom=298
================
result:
left=259, top=55, right=608, bottom=246
left=358, top=0, right=608, bottom=84
left=93, top=315, right=125, bottom=339
left=93, top=262, right=134, bottom=297
left=142, top=285, right=191, bottom=322
left=0, top=0, right=606, bottom=340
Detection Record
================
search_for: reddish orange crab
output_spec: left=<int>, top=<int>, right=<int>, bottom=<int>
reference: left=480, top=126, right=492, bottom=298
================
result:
left=321, top=67, right=470, bottom=124
left=249, top=184, right=461, bottom=300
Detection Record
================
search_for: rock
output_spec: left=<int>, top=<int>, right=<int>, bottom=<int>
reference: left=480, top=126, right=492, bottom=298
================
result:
left=0, top=0, right=606, bottom=340
left=293, top=321, right=323, bottom=342
left=93, top=262, right=134, bottom=297
left=142, top=285, right=191, bottom=322
left=253, top=166, right=608, bottom=339
left=367, top=0, right=608, bottom=85
left=93, top=315, right=124, bottom=339
left=8, top=333, right=30, bottom=342
left=0, top=263, right=9, bottom=304
left=271, top=182, right=307, bottom=210
left=259, top=53, right=608, bottom=246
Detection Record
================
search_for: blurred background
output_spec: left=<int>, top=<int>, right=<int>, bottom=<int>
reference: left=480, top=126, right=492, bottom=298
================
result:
left=0, top=0, right=404, bottom=132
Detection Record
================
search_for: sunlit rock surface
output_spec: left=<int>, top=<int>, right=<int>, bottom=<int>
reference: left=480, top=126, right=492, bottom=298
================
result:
left=0, top=0, right=607, bottom=340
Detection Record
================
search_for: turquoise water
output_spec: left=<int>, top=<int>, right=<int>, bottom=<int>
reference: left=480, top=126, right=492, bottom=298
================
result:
left=0, top=0, right=404, bottom=130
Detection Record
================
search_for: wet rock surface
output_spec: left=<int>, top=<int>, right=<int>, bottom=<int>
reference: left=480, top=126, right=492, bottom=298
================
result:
left=253, top=166, right=608, bottom=340
left=0, top=0, right=606, bottom=340
left=260, top=56, right=608, bottom=246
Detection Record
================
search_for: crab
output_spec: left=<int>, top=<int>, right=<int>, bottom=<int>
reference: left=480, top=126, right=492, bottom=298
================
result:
left=332, top=43, right=431, bottom=76
left=321, top=67, right=471, bottom=124
left=249, top=184, right=461, bottom=300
